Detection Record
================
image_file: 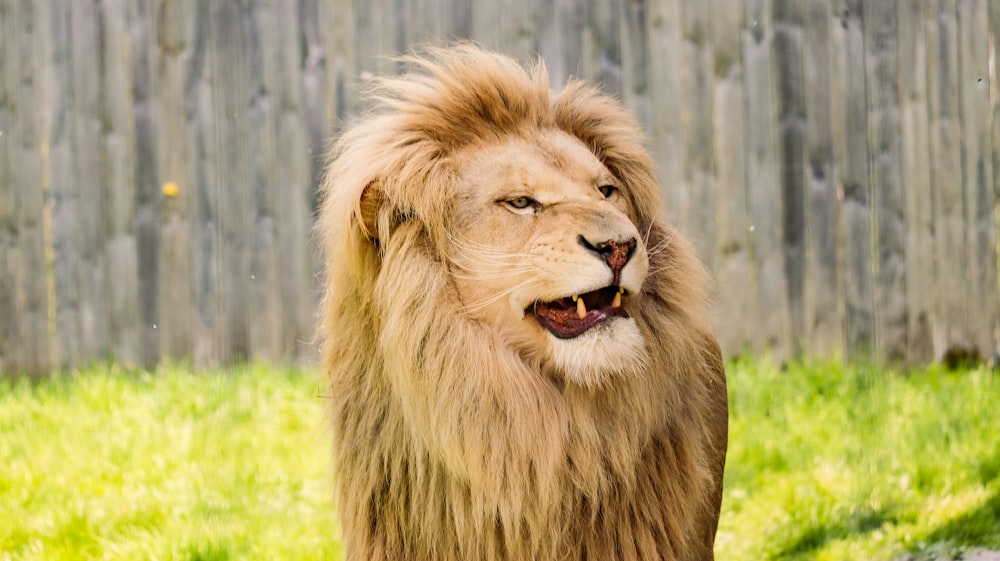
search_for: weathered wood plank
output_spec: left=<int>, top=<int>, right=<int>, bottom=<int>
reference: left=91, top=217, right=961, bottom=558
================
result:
left=269, top=0, right=316, bottom=361
left=831, top=0, right=875, bottom=358
left=801, top=0, right=842, bottom=358
left=537, top=0, right=586, bottom=88
left=645, top=0, right=685, bottom=225
left=43, top=0, right=83, bottom=368
left=298, top=0, right=329, bottom=209
left=709, top=0, right=752, bottom=357
left=583, top=0, right=623, bottom=95
left=897, top=0, right=935, bottom=363
left=248, top=0, right=283, bottom=362
left=205, top=1, right=253, bottom=363
left=155, top=0, right=196, bottom=361
left=69, top=1, right=109, bottom=362
left=0, top=0, right=18, bottom=373
left=925, top=0, right=970, bottom=358
left=957, top=0, right=999, bottom=359
left=472, top=0, right=537, bottom=63
left=101, top=0, right=142, bottom=365
left=619, top=0, right=651, bottom=129
left=354, top=0, right=397, bottom=84
left=128, top=0, right=161, bottom=367
left=679, top=1, right=716, bottom=273
left=323, top=0, right=356, bottom=129
left=992, top=0, right=1000, bottom=357
left=9, top=0, right=52, bottom=375
left=864, top=1, right=907, bottom=361
left=773, top=0, right=807, bottom=357
left=743, top=0, right=790, bottom=358
left=187, top=0, right=224, bottom=366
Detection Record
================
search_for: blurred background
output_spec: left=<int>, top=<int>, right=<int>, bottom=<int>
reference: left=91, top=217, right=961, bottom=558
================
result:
left=3, top=0, right=1000, bottom=376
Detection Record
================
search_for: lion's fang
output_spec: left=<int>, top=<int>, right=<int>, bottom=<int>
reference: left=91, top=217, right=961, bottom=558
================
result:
left=612, top=289, right=622, bottom=309
left=576, top=297, right=587, bottom=319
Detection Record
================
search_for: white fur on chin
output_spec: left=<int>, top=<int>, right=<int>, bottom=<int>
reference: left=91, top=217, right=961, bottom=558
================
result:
left=547, top=317, right=648, bottom=387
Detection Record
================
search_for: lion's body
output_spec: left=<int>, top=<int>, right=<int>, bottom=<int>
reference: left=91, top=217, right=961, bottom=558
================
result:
left=317, top=46, right=727, bottom=561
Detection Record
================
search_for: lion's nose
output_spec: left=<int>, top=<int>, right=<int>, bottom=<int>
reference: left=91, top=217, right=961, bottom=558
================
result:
left=578, top=236, right=637, bottom=286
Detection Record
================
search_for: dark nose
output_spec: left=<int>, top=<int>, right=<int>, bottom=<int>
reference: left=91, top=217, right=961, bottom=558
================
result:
left=578, top=236, right=637, bottom=286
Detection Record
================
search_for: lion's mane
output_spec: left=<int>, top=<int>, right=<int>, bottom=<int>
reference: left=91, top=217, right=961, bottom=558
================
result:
left=317, top=45, right=728, bottom=561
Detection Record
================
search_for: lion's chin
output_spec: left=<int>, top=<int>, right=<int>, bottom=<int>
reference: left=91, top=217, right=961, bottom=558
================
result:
left=546, top=316, right=648, bottom=387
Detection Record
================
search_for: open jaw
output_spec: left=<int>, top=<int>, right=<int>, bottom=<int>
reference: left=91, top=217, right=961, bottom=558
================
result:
left=529, top=286, right=628, bottom=339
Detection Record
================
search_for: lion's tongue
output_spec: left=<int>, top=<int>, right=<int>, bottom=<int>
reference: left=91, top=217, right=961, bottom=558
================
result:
left=532, top=291, right=625, bottom=339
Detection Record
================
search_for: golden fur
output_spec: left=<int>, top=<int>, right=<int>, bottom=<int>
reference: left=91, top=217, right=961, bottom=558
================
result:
left=317, top=45, right=728, bottom=561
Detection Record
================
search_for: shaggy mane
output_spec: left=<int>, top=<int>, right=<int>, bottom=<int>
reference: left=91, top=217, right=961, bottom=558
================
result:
left=317, top=44, right=728, bottom=561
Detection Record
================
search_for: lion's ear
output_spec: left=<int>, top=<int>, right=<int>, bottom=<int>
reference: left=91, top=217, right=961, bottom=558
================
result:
left=357, top=180, right=383, bottom=243
left=356, top=180, right=410, bottom=245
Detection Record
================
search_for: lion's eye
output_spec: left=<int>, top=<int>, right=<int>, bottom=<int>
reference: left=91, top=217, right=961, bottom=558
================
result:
left=506, top=196, right=537, bottom=210
left=598, top=185, right=617, bottom=198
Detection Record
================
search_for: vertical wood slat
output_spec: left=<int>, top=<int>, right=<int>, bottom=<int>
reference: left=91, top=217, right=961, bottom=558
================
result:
left=129, top=0, right=161, bottom=367
left=645, top=0, right=685, bottom=226
left=619, top=0, right=651, bottom=129
left=773, top=0, right=807, bottom=357
left=7, top=0, right=52, bottom=375
left=864, top=1, right=907, bottom=361
left=0, top=0, right=20, bottom=373
left=325, top=0, right=356, bottom=131
left=537, top=0, right=586, bottom=88
left=992, top=0, right=1000, bottom=360
left=44, top=0, right=83, bottom=368
left=957, top=0, right=999, bottom=359
left=743, top=0, right=790, bottom=358
left=898, top=0, right=935, bottom=363
left=926, top=0, right=969, bottom=358
left=584, top=0, right=623, bottom=95
left=709, top=0, right=752, bottom=356
left=678, top=2, right=716, bottom=271
left=202, top=1, right=253, bottom=365
left=832, top=0, right=875, bottom=358
left=249, top=0, right=282, bottom=362
left=156, top=0, right=196, bottom=361
left=101, top=0, right=142, bottom=365
left=71, top=1, right=109, bottom=363
left=270, top=0, right=316, bottom=361
left=299, top=0, right=329, bottom=210
left=188, top=0, right=221, bottom=366
left=801, top=0, right=842, bottom=358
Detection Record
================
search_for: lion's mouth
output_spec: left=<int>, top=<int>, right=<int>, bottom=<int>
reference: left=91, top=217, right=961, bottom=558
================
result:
left=530, top=286, right=628, bottom=339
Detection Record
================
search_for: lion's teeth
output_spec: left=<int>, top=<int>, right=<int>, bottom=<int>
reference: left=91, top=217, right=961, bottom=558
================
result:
left=612, top=290, right=622, bottom=308
left=576, top=297, right=587, bottom=319
left=572, top=294, right=579, bottom=302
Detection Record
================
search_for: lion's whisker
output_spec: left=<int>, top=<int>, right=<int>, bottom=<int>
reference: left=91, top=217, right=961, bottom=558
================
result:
left=459, top=279, right=536, bottom=313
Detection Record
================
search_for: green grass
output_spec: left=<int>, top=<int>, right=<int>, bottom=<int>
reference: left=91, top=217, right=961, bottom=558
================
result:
left=0, top=363, right=340, bottom=561
left=1, top=361, right=997, bottom=560
left=720, top=360, right=1000, bottom=561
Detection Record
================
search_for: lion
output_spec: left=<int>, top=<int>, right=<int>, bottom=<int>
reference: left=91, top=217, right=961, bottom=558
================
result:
left=316, top=45, right=728, bottom=561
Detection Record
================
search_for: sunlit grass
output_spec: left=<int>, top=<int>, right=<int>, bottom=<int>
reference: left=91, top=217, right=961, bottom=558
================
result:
left=0, top=363, right=340, bottom=561
left=718, top=360, right=1000, bottom=561
left=1, top=361, right=997, bottom=560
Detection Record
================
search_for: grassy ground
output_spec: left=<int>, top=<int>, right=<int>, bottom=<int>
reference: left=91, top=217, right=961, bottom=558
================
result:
left=0, top=361, right=997, bottom=560
left=720, top=360, right=1000, bottom=561
left=0, top=363, right=339, bottom=561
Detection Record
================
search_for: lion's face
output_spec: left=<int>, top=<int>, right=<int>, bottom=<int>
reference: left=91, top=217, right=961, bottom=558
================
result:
left=446, top=129, right=650, bottom=385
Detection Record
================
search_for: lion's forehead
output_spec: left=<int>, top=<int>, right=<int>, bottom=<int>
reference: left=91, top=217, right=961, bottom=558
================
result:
left=454, top=132, right=613, bottom=195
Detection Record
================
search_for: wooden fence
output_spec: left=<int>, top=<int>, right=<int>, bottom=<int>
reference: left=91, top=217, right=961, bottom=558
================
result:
left=2, top=0, right=999, bottom=375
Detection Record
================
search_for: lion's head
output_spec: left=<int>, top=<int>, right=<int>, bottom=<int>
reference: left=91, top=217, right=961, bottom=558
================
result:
left=318, top=45, right=727, bottom=561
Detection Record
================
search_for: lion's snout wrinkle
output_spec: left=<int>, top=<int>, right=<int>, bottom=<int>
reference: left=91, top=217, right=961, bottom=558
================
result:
left=318, top=44, right=727, bottom=561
